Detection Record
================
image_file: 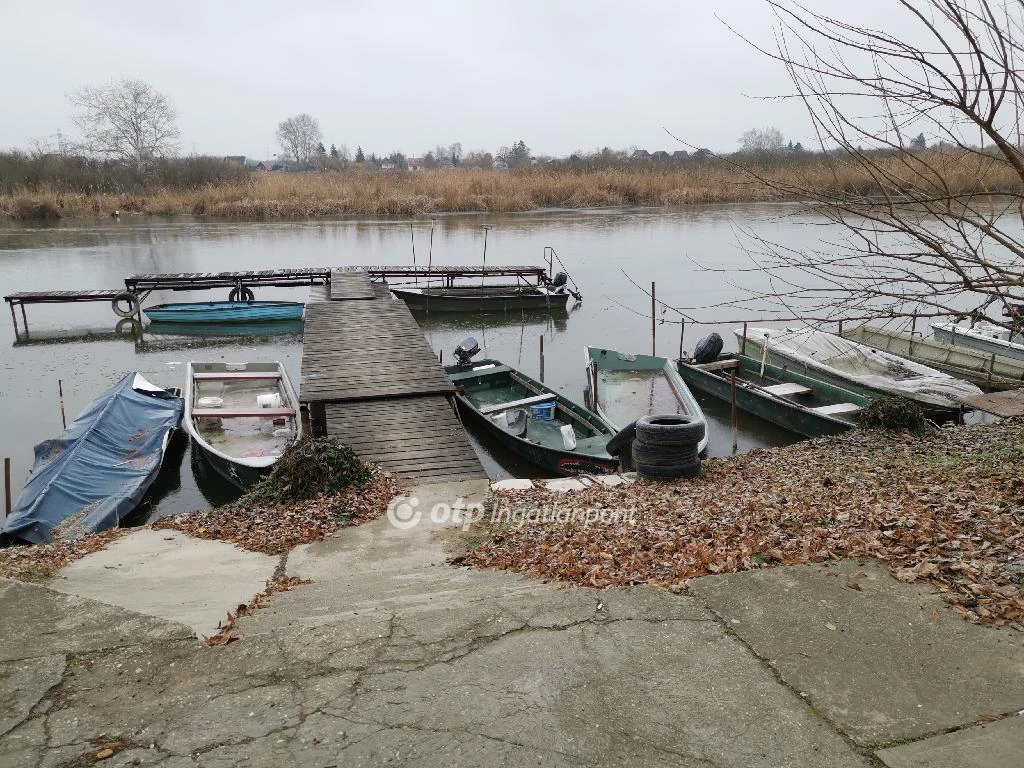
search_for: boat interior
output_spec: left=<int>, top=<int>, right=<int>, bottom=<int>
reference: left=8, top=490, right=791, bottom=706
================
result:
left=450, top=363, right=611, bottom=456
left=591, top=366, right=692, bottom=426
left=402, top=284, right=548, bottom=297
left=191, top=368, right=297, bottom=461
left=694, top=356, right=864, bottom=422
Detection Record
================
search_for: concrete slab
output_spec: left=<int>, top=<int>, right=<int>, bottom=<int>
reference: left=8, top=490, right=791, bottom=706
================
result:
left=490, top=479, right=534, bottom=491
left=876, top=716, right=1024, bottom=768
left=50, top=529, right=278, bottom=638
left=0, top=579, right=192, bottom=662
left=543, top=477, right=585, bottom=492
left=689, top=559, right=1024, bottom=747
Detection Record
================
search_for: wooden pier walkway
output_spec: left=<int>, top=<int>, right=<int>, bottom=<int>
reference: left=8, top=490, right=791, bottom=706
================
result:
left=301, top=276, right=485, bottom=484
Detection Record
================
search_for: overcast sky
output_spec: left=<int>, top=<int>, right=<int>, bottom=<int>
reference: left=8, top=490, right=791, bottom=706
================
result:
left=1, top=0, right=916, bottom=160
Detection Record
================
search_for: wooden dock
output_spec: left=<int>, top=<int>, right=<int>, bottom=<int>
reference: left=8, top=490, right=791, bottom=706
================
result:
left=301, top=276, right=485, bottom=484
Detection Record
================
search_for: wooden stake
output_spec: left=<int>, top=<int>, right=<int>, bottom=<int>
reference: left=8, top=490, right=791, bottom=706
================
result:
left=410, top=224, right=417, bottom=284
left=678, top=319, right=685, bottom=361
left=651, top=281, right=656, bottom=356
left=3, top=457, right=11, bottom=519
left=730, top=371, right=738, bottom=453
left=591, top=360, right=599, bottom=411
left=58, top=379, right=67, bottom=429
left=741, top=322, right=748, bottom=356
left=539, top=335, right=545, bottom=382
left=909, top=312, right=917, bottom=357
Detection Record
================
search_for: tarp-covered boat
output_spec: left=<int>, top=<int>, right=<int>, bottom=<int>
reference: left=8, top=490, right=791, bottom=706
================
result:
left=584, top=346, right=710, bottom=455
left=143, top=301, right=304, bottom=324
left=2, top=373, right=183, bottom=545
left=737, top=327, right=982, bottom=416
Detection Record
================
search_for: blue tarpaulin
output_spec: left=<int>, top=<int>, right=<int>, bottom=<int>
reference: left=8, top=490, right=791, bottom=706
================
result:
left=2, top=373, right=183, bottom=544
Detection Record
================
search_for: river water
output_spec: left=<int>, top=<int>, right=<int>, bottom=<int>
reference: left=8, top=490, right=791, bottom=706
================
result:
left=0, top=204, right=827, bottom=521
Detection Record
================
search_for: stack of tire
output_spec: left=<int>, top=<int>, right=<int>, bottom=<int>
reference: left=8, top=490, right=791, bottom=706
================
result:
left=632, top=414, right=705, bottom=480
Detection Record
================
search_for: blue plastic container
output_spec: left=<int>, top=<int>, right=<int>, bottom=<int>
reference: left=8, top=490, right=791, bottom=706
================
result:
left=530, top=402, right=556, bottom=421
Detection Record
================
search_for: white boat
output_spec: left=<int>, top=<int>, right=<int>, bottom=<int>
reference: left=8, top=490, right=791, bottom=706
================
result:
left=930, top=322, right=1024, bottom=362
left=736, top=327, right=982, bottom=416
left=184, top=361, right=302, bottom=489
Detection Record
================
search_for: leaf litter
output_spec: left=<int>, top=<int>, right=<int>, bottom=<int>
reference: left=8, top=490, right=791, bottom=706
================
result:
left=467, top=419, right=1024, bottom=628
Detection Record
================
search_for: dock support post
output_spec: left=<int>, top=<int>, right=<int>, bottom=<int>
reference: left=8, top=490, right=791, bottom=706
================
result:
left=539, top=335, right=545, bottom=382
left=3, top=457, right=10, bottom=520
left=8, top=302, right=17, bottom=335
left=651, top=282, right=656, bottom=356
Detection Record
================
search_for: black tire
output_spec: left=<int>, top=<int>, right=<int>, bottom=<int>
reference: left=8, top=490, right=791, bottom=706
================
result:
left=635, top=414, right=706, bottom=446
left=114, top=317, right=142, bottom=338
left=111, top=292, right=140, bottom=318
left=228, top=287, right=255, bottom=302
left=693, top=333, right=724, bottom=365
left=638, top=461, right=702, bottom=481
left=633, top=441, right=698, bottom=467
left=605, top=419, right=637, bottom=457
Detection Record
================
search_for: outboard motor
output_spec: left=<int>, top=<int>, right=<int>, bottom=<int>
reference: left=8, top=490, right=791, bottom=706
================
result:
left=692, top=332, right=724, bottom=365
left=453, top=337, right=481, bottom=366
left=552, top=272, right=568, bottom=288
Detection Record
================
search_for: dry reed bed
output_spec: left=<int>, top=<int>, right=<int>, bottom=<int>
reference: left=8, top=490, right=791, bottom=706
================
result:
left=2, top=153, right=1020, bottom=220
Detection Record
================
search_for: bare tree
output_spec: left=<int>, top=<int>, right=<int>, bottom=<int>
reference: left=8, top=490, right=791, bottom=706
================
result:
left=738, top=126, right=785, bottom=153
left=276, top=114, right=322, bottom=167
left=725, top=1, right=1024, bottom=332
left=69, top=79, right=180, bottom=171
left=449, top=142, right=463, bottom=167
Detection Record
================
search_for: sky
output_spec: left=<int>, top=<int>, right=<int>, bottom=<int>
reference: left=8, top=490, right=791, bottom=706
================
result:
left=0, top=0, right=917, bottom=160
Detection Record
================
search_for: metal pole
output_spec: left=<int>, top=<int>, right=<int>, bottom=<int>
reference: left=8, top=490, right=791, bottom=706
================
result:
left=838, top=319, right=844, bottom=337
left=591, top=360, right=599, bottom=411
left=651, top=281, right=656, bottom=356
left=678, top=320, right=685, bottom=362
left=4, top=457, right=11, bottom=519
left=58, top=379, right=67, bottom=429
left=410, top=224, right=417, bottom=285
left=481, top=227, right=490, bottom=287
left=730, top=371, right=738, bottom=453
left=909, top=313, right=917, bottom=357
left=539, top=335, right=545, bottom=382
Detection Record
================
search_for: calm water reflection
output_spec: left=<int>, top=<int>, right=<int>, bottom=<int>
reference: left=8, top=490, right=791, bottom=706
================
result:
left=0, top=205, right=817, bottom=519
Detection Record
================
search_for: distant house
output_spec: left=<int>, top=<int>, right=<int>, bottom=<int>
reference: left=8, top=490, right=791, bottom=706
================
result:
left=651, top=150, right=671, bottom=162
left=253, top=161, right=285, bottom=171
left=407, top=156, right=426, bottom=171
left=631, top=149, right=651, bottom=160
left=223, top=155, right=246, bottom=165
left=672, top=150, right=688, bottom=160
left=493, top=159, right=508, bottom=170
left=380, top=161, right=398, bottom=171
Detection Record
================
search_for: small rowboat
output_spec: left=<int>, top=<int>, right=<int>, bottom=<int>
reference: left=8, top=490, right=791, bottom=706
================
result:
left=930, top=321, right=1024, bottom=362
left=391, top=285, right=571, bottom=313
left=184, top=361, right=302, bottom=489
left=677, top=354, right=870, bottom=439
left=2, top=373, right=183, bottom=545
left=143, top=301, right=304, bottom=324
left=446, top=340, right=618, bottom=476
left=584, top=346, right=710, bottom=455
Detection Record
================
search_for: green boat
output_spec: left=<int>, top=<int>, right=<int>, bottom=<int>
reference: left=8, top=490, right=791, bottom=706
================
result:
left=676, top=354, right=871, bottom=438
left=446, top=340, right=619, bottom=476
left=583, top=346, right=710, bottom=456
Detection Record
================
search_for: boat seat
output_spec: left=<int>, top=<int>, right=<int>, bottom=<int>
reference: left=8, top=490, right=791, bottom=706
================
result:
left=191, top=407, right=295, bottom=418
left=809, top=402, right=862, bottom=416
left=692, top=359, right=740, bottom=372
left=479, top=393, right=556, bottom=414
left=762, top=382, right=812, bottom=397
left=193, top=372, right=282, bottom=380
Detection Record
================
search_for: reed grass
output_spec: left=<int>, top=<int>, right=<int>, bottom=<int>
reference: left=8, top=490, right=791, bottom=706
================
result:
left=2, top=151, right=1019, bottom=220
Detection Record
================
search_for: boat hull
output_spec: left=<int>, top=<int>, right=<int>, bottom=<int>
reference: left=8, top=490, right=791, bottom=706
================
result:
left=843, top=325, right=1024, bottom=391
left=677, top=356, right=865, bottom=439
left=144, top=301, right=304, bottom=324
left=738, top=329, right=979, bottom=418
left=184, top=361, right=303, bottom=490
left=447, top=360, right=619, bottom=476
left=584, top=346, right=710, bottom=456
left=931, top=323, right=1024, bottom=363
left=393, top=286, right=571, bottom=313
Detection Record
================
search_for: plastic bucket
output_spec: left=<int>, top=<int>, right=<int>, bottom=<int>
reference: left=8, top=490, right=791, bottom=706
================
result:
left=530, top=402, right=556, bottom=420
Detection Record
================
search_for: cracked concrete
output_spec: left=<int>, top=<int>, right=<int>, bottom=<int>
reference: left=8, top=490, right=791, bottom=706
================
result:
left=1, top=479, right=1021, bottom=765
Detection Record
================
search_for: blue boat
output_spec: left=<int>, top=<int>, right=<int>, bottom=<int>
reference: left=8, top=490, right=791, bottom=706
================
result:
left=142, top=301, right=304, bottom=324
left=2, top=374, right=183, bottom=545
left=146, top=319, right=305, bottom=338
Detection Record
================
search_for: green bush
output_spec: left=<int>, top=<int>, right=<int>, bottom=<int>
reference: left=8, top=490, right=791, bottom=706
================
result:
left=858, top=397, right=926, bottom=434
left=244, top=437, right=371, bottom=504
